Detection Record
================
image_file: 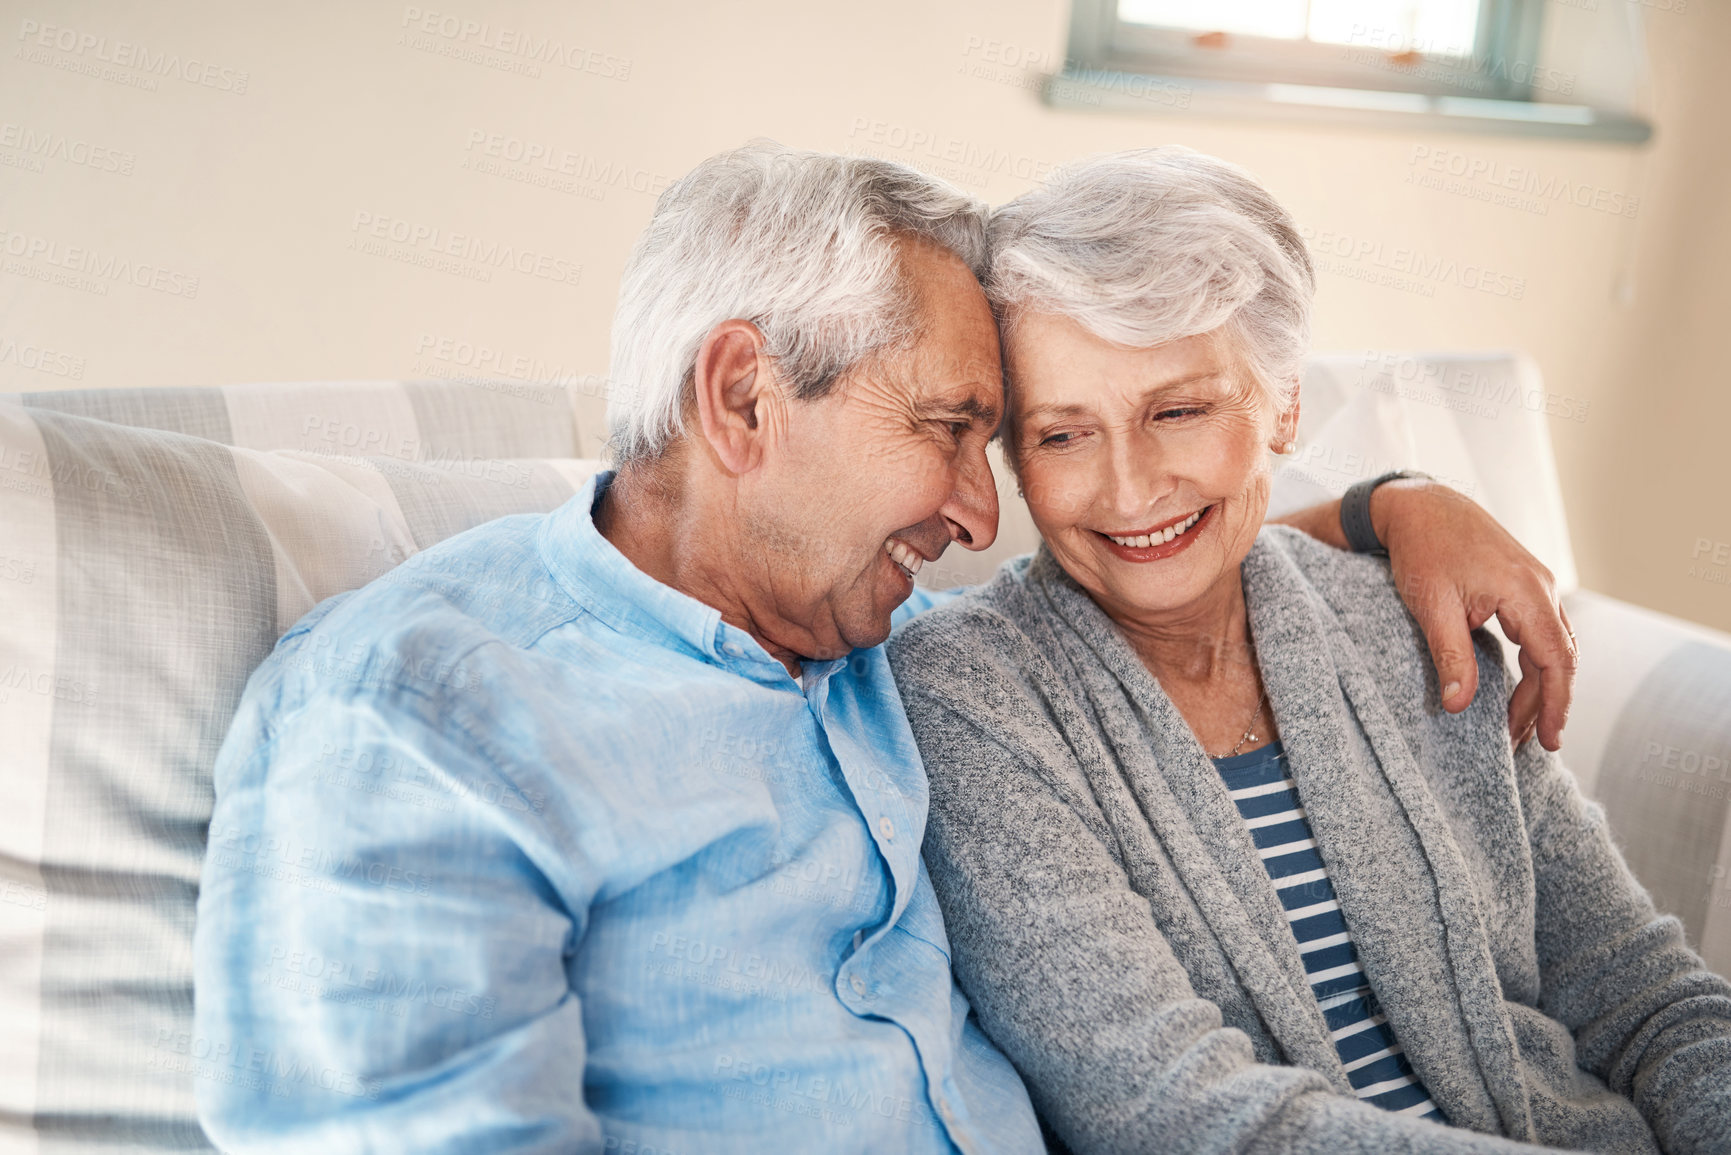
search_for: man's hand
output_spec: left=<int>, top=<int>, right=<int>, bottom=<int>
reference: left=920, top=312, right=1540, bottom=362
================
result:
left=1372, top=479, right=1577, bottom=751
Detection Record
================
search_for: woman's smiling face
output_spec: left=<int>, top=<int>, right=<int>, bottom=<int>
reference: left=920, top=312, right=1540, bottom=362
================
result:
left=1006, top=312, right=1298, bottom=622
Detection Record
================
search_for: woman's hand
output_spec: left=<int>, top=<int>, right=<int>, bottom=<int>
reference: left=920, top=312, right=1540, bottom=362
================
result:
left=1372, top=479, right=1577, bottom=751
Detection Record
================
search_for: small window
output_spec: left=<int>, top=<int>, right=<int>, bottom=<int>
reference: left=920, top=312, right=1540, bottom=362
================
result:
left=1075, top=0, right=1542, bottom=99
left=1056, top=0, right=1649, bottom=141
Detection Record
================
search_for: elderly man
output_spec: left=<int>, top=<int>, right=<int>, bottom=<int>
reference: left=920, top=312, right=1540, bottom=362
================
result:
left=194, top=142, right=1577, bottom=1152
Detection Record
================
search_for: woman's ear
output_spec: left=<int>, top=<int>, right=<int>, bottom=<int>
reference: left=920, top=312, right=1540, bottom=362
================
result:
left=1271, top=387, right=1301, bottom=454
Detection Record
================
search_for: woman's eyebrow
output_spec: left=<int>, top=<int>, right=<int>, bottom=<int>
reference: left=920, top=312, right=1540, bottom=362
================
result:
left=1017, top=400, right=1090, bottom=423
left=1149, top=369, right=1226, bottom=394
left=1017, top=370, right=1226, bottom=424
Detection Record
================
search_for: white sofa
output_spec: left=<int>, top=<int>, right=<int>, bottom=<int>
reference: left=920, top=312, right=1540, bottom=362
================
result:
left=1, top=354, right=1727, bottom=1150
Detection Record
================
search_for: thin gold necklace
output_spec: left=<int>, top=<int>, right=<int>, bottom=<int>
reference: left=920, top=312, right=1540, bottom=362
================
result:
left=1212, top=686, right=1268, bottom=759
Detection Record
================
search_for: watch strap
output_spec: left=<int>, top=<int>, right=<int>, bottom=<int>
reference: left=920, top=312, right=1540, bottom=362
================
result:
left=1341, top=470, right=1429, bottom=555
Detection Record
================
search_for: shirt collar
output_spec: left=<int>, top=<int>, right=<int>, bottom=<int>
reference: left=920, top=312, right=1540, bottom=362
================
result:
left=538, top=470, right=840, bottom=683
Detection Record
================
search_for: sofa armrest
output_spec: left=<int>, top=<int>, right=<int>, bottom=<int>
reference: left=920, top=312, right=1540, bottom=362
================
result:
left=1561, top=589, right=1731, bottom=973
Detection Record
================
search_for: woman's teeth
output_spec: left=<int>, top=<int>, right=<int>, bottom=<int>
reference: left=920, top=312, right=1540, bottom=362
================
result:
left=885, top=538, right=924, bottom=578
left=1105, top=509, right=1204, bottom=549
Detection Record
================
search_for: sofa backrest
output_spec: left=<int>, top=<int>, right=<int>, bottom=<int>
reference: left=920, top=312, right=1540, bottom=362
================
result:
left=0, top=356, right=1582, bottom=1149
left=1274, top=350, right=1579, bottom=595
left=15, top=377, right=592, bottom=461
left=0, top=383, right=599, bottom=1150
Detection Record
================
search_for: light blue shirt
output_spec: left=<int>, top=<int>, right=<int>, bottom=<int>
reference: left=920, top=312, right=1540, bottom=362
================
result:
left=194, top=471, right=1042, bottom=1154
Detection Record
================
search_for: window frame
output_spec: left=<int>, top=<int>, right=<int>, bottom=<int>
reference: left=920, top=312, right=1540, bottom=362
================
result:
left=1052, top=0, right=1651, bottom=143
left=1068, top=0, right=1549, bottom=103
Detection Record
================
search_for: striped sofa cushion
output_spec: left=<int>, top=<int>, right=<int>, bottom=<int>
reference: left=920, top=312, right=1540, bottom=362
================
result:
left=0, top=392, right=598, bottom=1151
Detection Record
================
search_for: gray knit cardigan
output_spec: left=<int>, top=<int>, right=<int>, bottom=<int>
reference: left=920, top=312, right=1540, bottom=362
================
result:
left=887, top=528, right=1731, bottom=1155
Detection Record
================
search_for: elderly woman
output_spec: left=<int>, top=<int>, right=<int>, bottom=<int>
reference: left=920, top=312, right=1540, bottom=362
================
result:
left=886, top=149, right=1731, bottom=1155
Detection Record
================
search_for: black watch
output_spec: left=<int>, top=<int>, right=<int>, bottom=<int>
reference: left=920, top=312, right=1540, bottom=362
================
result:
left=1340, top=470, right=1431, bottom=556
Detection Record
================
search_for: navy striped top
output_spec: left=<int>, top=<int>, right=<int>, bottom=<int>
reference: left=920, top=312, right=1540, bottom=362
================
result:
left=1212, top=741, right=1446, bottom=1123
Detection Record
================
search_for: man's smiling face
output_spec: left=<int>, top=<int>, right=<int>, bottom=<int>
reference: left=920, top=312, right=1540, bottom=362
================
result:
left=737, top=237, right=1003, bottom=659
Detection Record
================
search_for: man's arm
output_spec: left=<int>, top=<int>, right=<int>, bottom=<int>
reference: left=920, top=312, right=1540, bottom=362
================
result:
left=194, top=678, right=599, bottom=1152
left=1273, top=480, right=1578, bottom=752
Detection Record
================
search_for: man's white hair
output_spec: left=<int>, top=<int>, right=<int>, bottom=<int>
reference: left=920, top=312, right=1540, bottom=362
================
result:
left=986, top=146, right=1315, bottom=412
left=606, top=141, right=989, bottom=466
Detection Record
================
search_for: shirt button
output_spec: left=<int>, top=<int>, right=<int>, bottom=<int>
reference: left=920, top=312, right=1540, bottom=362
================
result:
left=724, top=642, right=743, bottom=657
left=877, top=816, right=895, bottom=841
left=849, top=974, right=867, bottom=997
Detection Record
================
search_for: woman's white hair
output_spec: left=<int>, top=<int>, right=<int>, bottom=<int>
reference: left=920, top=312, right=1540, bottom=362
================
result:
left=607, top=140, right=988, bottom=466
left=986, top=146, right=1315, bottom=412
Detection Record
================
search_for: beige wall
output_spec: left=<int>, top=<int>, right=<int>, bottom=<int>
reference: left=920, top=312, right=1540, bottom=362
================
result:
left=2, top=0, right=1727, bottom=629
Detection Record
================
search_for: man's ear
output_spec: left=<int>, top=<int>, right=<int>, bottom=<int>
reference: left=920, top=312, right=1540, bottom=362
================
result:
left=690, top=319, right=783, bottom=475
